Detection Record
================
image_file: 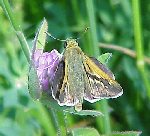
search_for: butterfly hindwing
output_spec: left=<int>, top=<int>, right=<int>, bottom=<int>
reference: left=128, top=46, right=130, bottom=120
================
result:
left=83, top=55, right=123, bottom=103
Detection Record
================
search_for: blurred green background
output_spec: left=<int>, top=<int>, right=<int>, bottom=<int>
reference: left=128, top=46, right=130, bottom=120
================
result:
left=0, top=0, right=150, bottom=136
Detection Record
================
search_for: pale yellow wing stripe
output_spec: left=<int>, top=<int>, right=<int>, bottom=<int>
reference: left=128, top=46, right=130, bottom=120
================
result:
left=84, top=55, right=116, bottom=84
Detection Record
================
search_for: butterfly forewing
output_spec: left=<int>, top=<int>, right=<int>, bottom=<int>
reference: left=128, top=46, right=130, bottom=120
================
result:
left=83, top=55, right=123, bottom=103
left=51, top=59, right=64, bottom=99
left=51, top=59, right=73, bottom=106
left=89, top=57, right=115, bottom=79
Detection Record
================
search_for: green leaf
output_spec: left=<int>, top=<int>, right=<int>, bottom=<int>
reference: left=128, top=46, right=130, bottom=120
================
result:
left=71, top=127, right=100, bottom=136
left=98, top=53, right=112, bottom=64
left=28, top=19, right=48, bottom=100
left=40, top=92, right=103, bottom=116
left=34, top=18, right=48, bottom=50
left=28, top=62, right=41, bottom=100
left=105, top=131, right=142, bottom=136
left=64, top=108, right=103, bottom=116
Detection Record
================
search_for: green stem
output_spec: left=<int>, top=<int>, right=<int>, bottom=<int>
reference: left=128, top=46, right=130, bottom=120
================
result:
left=1, top=0, right=31, bottom=63
left=30, top=102, right=56, bottom=136
left=71, top=0, right=82, bottom=24
left=95, top=100, right=111, bottom=134
left=132, top=0, right=150, bottom=98
left=85, top=0, right=100, bottom=57
left=1, top=1, right=64, bottom=135
left=51, top=109, right=67, bottom=136
left=85, top=0, right=111, bottom=134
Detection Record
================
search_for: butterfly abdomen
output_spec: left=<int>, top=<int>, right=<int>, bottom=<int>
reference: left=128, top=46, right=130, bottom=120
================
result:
left=64, top=47, right=85, bottom=104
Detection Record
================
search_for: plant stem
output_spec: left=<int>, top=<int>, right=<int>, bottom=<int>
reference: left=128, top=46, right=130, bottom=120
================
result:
left=85, top=0, right=111, bottom=134
left=86, top=0, right=100, bottom=57
left=51, top=109, right=67, bottom=136
left=95, top=100, right=111, bottom=134
left=30, top=102, right=56, bottom=136
left=71, top=0, right=82, bottom=25
left=99, top=43, right=150, bottom=65
left=132, top=0, right=150, bottom=98
left=1, top=0, right=31, bottom=63
left=1, top=1, right=65, bottom=135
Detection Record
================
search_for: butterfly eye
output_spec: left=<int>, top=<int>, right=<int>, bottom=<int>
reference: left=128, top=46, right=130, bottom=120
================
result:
left=64, top=41, right=68, bottom=48
left=75, top=39, right=79, bottom=46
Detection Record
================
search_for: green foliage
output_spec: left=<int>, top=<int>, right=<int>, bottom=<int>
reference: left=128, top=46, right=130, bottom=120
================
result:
left=28, top=19, right=48, bottom=100
left=1, top=0, right=150, bottom=135
left=98, top=53, right=112, bottom=64
left=71, top=128, right=141, bottom=136
left=28, top=64, right=41, bottom=100
left=71, top=127, right=100, bottom=136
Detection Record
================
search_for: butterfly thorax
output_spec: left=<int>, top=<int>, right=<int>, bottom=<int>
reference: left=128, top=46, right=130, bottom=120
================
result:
left=65, top=38, right=80, bottom=49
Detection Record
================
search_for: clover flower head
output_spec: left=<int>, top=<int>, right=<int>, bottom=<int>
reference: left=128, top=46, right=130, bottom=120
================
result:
left=33, top=49, right=62, bottom=91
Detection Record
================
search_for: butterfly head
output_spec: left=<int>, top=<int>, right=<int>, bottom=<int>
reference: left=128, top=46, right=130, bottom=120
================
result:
left=64, top=38, right=79, bottom=48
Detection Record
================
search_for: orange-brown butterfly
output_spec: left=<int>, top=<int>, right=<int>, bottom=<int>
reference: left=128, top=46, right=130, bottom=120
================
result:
left=50, top=38, right=123, bottom=111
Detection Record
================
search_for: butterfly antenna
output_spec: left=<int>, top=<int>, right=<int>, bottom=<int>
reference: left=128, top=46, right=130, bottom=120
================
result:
left=76, top=27, right=90, bottom=40
left=46, top=32, right=66, bottom=42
